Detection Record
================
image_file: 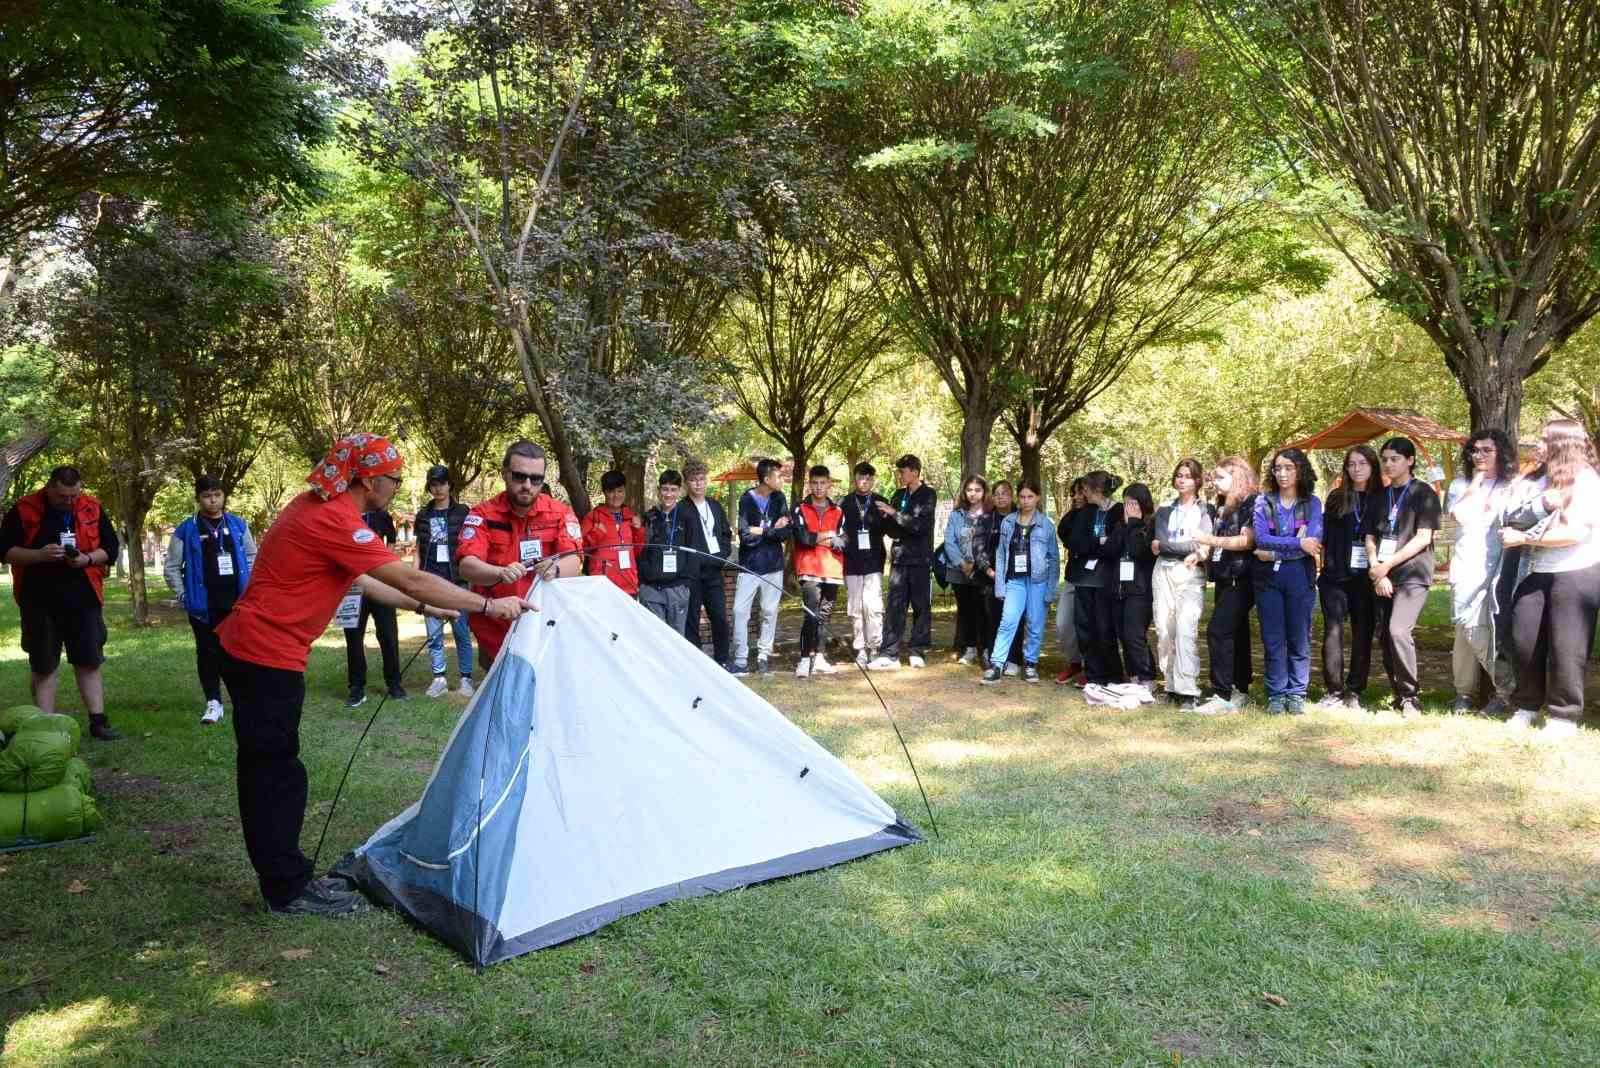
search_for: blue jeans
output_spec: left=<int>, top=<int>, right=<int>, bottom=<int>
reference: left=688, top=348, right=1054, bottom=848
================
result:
left=426, top=608, right=475, bottom=678
left=991, top=579, right=1049, bottom=666
left=1256, top=559, right=1315, bottom=697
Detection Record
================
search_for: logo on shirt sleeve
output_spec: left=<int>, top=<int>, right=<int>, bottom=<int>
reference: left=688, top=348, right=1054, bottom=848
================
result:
left=460, top=527, right=477, bottom=542
left=353, top=529, right=376, bottom=544
left=464, top=515, right=484, bottom=527
left=565, top=519, right=581, bottom=539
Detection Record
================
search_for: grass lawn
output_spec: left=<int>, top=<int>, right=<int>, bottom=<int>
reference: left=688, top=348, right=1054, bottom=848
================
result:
left=3, top=577, right=1600, bottom=1066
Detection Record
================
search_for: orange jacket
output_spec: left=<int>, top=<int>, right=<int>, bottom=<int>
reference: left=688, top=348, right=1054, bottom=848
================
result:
left=793, top=499, right=845, bottom=581
left=581, top=504, right=646, bottom=595
left=11, top=490, right=107, bottom=604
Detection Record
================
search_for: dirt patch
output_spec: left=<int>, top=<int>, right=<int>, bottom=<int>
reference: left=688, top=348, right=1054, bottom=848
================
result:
left=95, top=772, right=167, bottom=801
left=1157, top=1031, right=1219, bottom=1060
left=143, top=819, right=224, bottom=855
left=1190, top=799, right=1296, bottom=834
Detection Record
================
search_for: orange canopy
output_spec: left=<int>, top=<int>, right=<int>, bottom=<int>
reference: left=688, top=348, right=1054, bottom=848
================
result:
left=711, top=459, right=796, bottom=484
left=1282, top=407, right=1466, bottom=455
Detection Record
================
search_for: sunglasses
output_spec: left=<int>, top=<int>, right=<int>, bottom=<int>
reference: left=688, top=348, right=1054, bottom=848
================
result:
left=507, top=470, right=546, bottom=485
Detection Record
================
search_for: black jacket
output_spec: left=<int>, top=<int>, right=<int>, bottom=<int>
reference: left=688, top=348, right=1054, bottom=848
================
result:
left=683, top=496, right=733, bottom=564
left=1319, top=489, right=1376, bottom=584
left=415, top=501, right=471, bottom=581
left=882, top=483, right=938, bottom=567
left=839, top=492, right=889, bottom=575
left=1207, top=494, right=1257, bottom=585
left=735, top=489, right=791, bottom=574
left=1064, top=503, right=1123, bottom=588
left=639, top=502, right=698, bottom=586
left=1111, top=517, right=1156, bottom=599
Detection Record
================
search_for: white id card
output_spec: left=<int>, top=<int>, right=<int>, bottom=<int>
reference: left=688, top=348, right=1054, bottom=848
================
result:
left=1085, top=558, right=1098, bottom=571
left=705, top=533, right=719, bottom=555
left=59, top=530, right=76, bottom=549
left=520, top=538, right=542, bottom=563
left=1377, top=538, right=1397, bottom=562
left=1349, top=545, right=1369, bottom=570
left=1012, top=552, right=1029, bottom=572
left=617, top=548, right=631, bottom=570
left=216, top=553, right=235, bottom=577
left=1211, top=546, right=1224, bottom=562
left=856, top=528, right=871, bottom=551
left=435, top=543, right=450, bottom=564
left=662, top=551, right=678, bottom=574
left=1119, top=560, right=1135, bottom=582
left=335, top=591, right=361, bottom=629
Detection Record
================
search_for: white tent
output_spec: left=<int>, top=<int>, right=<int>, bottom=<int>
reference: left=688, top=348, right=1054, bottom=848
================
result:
left=336, top=576, right=921, bottom=966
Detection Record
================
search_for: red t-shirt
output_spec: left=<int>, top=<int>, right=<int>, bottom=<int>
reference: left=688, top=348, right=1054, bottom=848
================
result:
left=217, top=491, right=399, bottom=672
left=457, top=490, right=581, bottom=659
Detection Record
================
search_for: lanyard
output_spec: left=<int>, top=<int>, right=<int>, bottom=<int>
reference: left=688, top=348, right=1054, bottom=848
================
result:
left=613, top=511, right=630, bottom=548
left=200, top=515, right=226, bottom=542
left=1386, top=481, right=1411, bottom=526
left=1351, top=492, right=1365, bottom=534
left=1092, top=507, right=1107, bottom=538
left=664, top=506, right=679, bottom=548
left=1271, top=494, right=1300, bottom=537
left=752, top=493, right=772, bottom=522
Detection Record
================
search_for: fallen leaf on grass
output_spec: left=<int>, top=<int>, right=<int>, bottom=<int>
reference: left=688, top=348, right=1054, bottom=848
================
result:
left=260, top=980, right=275, bottom=987
left=1262, top=992, right=1288, bottom=1007
left=374, top=963, right=391, bottom=975
left=578, top=962, right=598, bottom=975
left=66, top=879, right=90, bottom=894
left=0, top=865, right=10, bottom=875
left=280, top=948, right=313, bottom=961
left=1246, top=828, right=1263, bottom=837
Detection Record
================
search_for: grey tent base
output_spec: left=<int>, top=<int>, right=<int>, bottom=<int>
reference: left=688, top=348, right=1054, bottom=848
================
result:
left=336, top=819, right=922, bottom=967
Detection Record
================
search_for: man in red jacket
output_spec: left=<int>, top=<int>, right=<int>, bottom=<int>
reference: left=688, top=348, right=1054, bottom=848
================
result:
left=0, top=466, right=122, bottom=739
left=581, top=469, right=645, bottom=596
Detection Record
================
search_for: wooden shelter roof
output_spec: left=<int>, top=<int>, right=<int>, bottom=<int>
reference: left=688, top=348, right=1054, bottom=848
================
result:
left=1281, top=408, right=1466, bottom=454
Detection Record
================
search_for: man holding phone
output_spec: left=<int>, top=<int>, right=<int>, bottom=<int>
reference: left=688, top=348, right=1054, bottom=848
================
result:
left=0, top=465, right=122, bottom=740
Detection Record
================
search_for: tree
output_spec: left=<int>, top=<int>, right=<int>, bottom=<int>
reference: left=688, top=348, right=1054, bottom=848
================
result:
left=334, top=0, right=784, bottom=514
left=1200, top=0, right=1600, bottom=436
left=1, top=0, right=327, bottom=287
left=795, top=0, right=1317, bottom=482
left=715, top=213, right=896, bottom=506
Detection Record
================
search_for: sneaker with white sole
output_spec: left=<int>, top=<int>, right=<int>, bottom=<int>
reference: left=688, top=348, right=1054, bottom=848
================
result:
left=958, top=646, right=978, bottom=665
left=855, top=650, right=870, bottom=669
left=795, top=659, right=812, bottom=679
left=458, top=676, right=474, bottom=698
left=1021, top=664, right=1039, bottom=683
left=1004, top=662, right=1020, bottom=677
left=812, top=655, right=838, bottom=675
left=979, top=664, right=1003, bottom=685
left=1508, top=708, right=1537, bottom=730
left=757, top=656, right=771, bottom=676
left=908, top=654, right=926, bottom=668
left=867, top=657, right=900, bottom=671
left=201, top=699, right=225, bottom=726
left=269, top=875, right=369, bottom=918
left=1191, top=695, right=1231, bottom=715
left=425, top=676, right=449, bottom=699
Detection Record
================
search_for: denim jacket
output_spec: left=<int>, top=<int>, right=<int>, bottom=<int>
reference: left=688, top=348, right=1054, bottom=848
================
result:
left=993, top=510, right=1060, bottom=599
left=943, top=507, right=990, bottom=585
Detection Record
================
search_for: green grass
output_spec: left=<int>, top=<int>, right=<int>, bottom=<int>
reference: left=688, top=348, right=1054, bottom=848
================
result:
left=3, top=579, right=1599, bottom=1065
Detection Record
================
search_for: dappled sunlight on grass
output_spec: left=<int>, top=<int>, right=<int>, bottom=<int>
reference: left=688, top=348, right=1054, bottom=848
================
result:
left=3, top=997, right=135, bottom=1062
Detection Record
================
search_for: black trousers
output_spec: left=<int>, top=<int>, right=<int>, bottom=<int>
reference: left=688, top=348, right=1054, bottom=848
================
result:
left=188, top=614, right=228, bottom=702
left=345, top=600, right=400, bottom=691
left=1117, top=593, right=1155, bottom=682
left=1511, top=563, right=1600, bottom=724
left=1377, top=582, right=1429, bottom=702
left=1318, top=576, right=1376, bottom=696
left=684, top=569, right=730, bottom=664
left=987, top=595, right=1022, bottom=665
left=221, top=652, right=313, bottom=909
left=1207, top=580, right=1255, bottom=697
left=1076, top=585, right=1124, bottom=684
left=881, top=564, right=932, bottom=659
left=800, top=580, right=840, bottom=656
left=953, top=583, right=990, bottom=651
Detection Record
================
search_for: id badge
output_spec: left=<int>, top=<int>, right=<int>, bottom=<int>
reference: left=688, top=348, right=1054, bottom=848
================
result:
left=1098, top=535, right=1107, bottom=545
left=705, top=534, right=719, bottom=555
left=1119, top=560, right=1135, bottom=582
left=1012, top=552, right=1029, bottom=572
left=216, top=553, right=235, bottom=577
left=59, top=530, right=76, bottom=550
left=662, top=550, right=678, bottom=574
left=1349, top=545, right=1369, bottom=570
left=856, top=528, right=871, bottom=551
left=1085, top=559, right=1098, bottom=571
left=435, top=542, right=450, bottom=564
left=1378, top=538, right=1397, bottom=562
left=617, top=548, right=631, bottom=571
left=335, top=591, right=361, bottom=629
left=520, top=538, right=542, bottom=564
left=1211, top=546, right=1224, bottom=562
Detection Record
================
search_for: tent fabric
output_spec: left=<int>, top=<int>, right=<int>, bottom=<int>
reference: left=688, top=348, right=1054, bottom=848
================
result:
left=1281, top=407, right=1467, bottom=454
left=336, top=576, right=921, bottom=966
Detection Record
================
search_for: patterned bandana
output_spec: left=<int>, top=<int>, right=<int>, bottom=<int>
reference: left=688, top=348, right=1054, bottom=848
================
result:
left=307, top=433, right=403, bottom=500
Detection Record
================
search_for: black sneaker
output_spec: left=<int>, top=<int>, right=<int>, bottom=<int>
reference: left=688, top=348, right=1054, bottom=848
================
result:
left=88, top=718, right=122, bottom=741
left=1177, top=695, right=1198, bottom=711
left=1021, top=664, right=1040, bottom=683
left=980, top=664, right=1003, bottom=685
left=269, top=875, right=370, bottom=918
left=345, top=688, right=367, bottom=709
left=728, top=662, right=749, bottom=678
left=386, top=684, right=408, bottom=700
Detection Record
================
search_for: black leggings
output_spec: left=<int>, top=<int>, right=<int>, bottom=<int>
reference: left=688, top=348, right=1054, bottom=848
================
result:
left=954, top=583, right=990, bottom=652
left=1511, top=563, right=1600, bottom=724
left=800, top=580, right=840, bottom=656
left=1206, top=580, right=1254, bottom=697
left=1318, top=576, right=1376, bottom=696
left=1077, top=585, right=1124, bottom=683
left=1117, top=593, right=1155, bottom=682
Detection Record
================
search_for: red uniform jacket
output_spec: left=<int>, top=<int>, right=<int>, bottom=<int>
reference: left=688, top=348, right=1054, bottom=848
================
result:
left=456, top=491, right=581, bottom=660
left=581, top=505, right=646, bottom=596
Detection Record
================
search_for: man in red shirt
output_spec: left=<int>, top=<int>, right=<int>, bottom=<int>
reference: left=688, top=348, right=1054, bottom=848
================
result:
left=215, top=433, right=529, bottom=918
left=581, top=469, right=645, bottom=596
left=457, top=441, right=582, bottom=664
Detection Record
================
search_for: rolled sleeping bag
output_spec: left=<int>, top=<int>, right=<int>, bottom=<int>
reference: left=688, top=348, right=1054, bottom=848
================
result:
left=63, top=757, right=92, bottom=795
left=14, top=712, right=82, bottom=755
left=0, top=728, right=71, bottom=793
left=0, top=705, right=43, bottom=740
left=0, top=780, right=98, bottom=845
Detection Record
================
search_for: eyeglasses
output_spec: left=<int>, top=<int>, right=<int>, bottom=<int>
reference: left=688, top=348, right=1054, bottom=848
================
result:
left=1471, top=445, right=1498, bottom=454
left=507, top=470, right=546, bottom=485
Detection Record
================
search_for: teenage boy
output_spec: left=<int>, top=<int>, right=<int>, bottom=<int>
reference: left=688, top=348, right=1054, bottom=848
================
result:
left=639, top=470, right=698, bottom=633
left=343, top=505, right=405, bottom=708
left=582, top=470, right=645, bottom=597
left=793, top=466, right=846, bottom=678
left=414, top=465, right=475, bottom=699
left=875, top=454, right=937, bottom=668
left=165, top=474, right=258, bottom=724
left=841, top=462, right=889, bottom=669
left=0, top=465, right=121, bottom=740
left=731, top=458, right=791, bottom=676
left=682, top=460, right=734, bottom=664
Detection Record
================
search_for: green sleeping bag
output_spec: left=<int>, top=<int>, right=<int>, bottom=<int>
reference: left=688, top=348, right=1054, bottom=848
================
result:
left=0, top=728, right=70, bottom=792
left=13, top=712, right=82, bottom=755
left=0, top=705, right=43, bottom=739
left=63, top=757, right=92, bottom=795
left=0, top=780, right=99, bottom=845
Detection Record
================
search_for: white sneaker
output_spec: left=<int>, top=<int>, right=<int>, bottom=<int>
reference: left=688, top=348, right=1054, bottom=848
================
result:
left=812, top=655, right=838, bottom=675
left=1191, top=696, right=1230, bottom=716
left=1508, top=708, right=1537, bottom=731
left=855, top=650, right=869, bottom=669
left=795, top=659, right=812, bottom=679
left=1541, top=718, right=1579, bottom=741
left=457, top=676, right=475, bottom=698
left=425, top=676, right=449, bottom=699
left=909, top=654, right=926, bottom=669
left=867, top=657, right=900, bottom=671
left=958, top=646, right=978, bottom=664
left=201, top=699, right=224, bottom=726
left=1004, top=662, right=1020, bottom=677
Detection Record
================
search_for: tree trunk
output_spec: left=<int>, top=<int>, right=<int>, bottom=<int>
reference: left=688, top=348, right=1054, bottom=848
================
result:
left=0, top=431, right=48, bottom=504
left=786, top=439, right=810, bottom=514
left=1457, top=354, right=1525, bottom=439
left=613, top=447, right=647, bottom=514
left=122, top=505, right=152, bottom=624
left=959, top=408, right=996, bottom=482
left=1017, top=437, right=1044, bottom=491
